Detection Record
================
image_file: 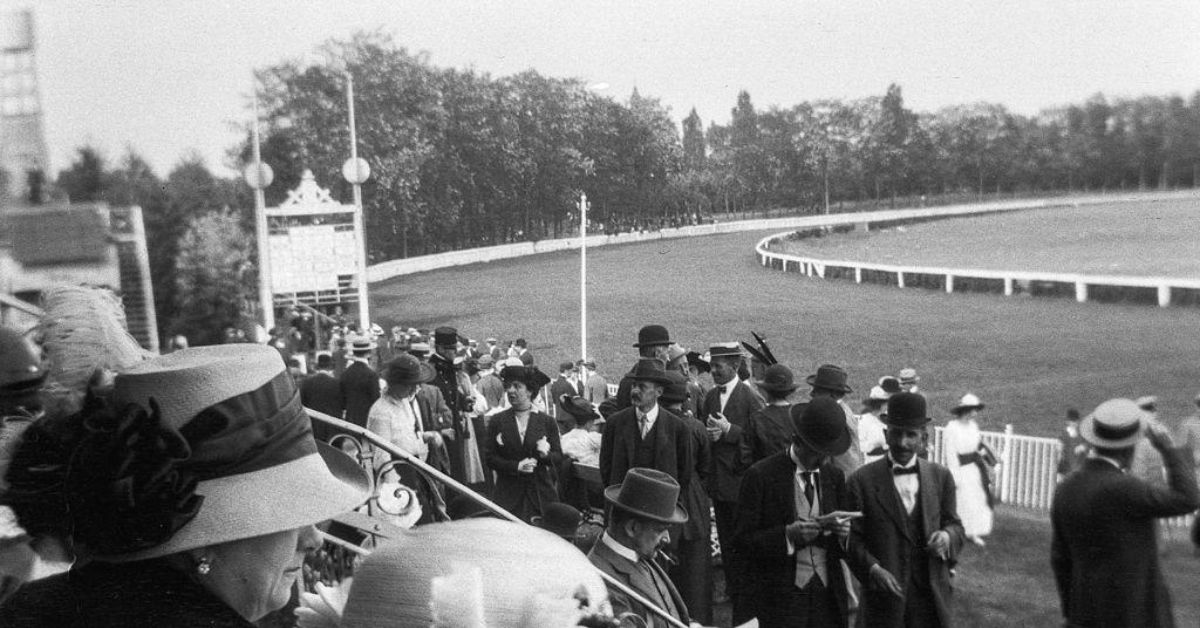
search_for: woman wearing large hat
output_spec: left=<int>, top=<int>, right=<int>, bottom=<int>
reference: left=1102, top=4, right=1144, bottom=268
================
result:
left=740, top=363, right=800, bottom=470
left=0, top=344, right=370, bottom=627
left=945, top=393, right=995, bottom=546
left=484, top=365, right=562, bottom=523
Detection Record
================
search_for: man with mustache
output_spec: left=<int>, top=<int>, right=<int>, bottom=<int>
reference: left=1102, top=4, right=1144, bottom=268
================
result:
left=846, top=392, right=964, bottom=628
left=599, top=359, right=695, bottom=492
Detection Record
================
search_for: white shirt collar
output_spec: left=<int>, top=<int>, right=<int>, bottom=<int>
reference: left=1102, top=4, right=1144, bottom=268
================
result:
left=636, top=404, right=660, bottom=424
left=601, top=531, right=640, bottom=563
left=788, top=444, right=815, bottom=473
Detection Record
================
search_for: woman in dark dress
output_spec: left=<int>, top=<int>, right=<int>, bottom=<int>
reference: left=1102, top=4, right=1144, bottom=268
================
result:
left=737, top=363, right=799, bottom=471
left=0, top=345, right=370, bottom=627
left=485, top=365, right=562, bottom=522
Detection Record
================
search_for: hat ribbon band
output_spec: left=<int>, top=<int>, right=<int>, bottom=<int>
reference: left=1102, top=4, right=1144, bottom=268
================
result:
left=177, top=371, right=315, bottom=480
left=1093, top=420, right=1140, bottom=442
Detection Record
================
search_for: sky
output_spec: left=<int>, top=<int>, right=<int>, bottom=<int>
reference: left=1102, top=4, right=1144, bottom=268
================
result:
left=3, top=0, right=1198, bottom=178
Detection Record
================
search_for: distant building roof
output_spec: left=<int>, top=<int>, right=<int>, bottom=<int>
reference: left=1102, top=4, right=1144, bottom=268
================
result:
left=8, top=204, right=109, bottom=265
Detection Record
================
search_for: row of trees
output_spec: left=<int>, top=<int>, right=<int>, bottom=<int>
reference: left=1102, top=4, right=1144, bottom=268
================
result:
left=51, top=32, right=1200, bottom=344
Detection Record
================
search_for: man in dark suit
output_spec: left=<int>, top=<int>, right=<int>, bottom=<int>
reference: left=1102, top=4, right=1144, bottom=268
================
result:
left=430, top=326, right=486, bottom=487
left=735, top=397, right=856, bottom=628
left=339, top=335, right=380, bottom=428
left=846, top=392, right=964, bottom=628
left=1051, top=398, right=1199, bottom=628
left=550, top=361, right=583, bottom=413
left=600, top=359, right=695, bottom=490
left=701, top=342, right=765, bottom=623
left=301, top=353, right=343, bottom=442
left=599, top=324, right=673, bottom=418
left=514, top=337, right=534, bottom=365
left=589, top=467, right=693, bottom=628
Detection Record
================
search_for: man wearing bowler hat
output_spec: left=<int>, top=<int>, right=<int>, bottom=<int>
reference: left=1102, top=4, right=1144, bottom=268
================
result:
left=735, top=397, right=857, bottom=627
left=588, top=467, right=693, bottom=628
left=1051, top=398, right=1198, bottom=628
left=792, top=364, right=863, bottom=476
left=600, top=324, right=674, bottom=418
left=600, top=359, right=695, bottom=494
left=701, top=342, right=764, bottom=623
left=846, top=392, right=963, bottom=628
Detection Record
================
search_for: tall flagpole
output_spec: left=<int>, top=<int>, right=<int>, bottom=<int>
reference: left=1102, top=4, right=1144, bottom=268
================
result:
left=251, top=92, right=275, bottom=333
left=579, top=192, right=587, bottom=362
left=346, top=72, right=371, bottom=333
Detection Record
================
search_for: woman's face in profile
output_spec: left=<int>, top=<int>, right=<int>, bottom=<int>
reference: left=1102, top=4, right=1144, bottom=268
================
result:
left=201, top=525, right=322, bottom=621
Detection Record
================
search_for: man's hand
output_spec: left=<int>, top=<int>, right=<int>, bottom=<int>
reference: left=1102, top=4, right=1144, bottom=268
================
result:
left=927, top=530, right=951, bottom=560
left=785, top=519, right=821, bottom=546
left=517, top=457, right=538, bottom=473
left=869, top=563, right=904, bottom=599
left=422, top=430, right=444, bottom=448
left=706, top=425, right=723, bottom=442
left=828, top=518, right=851, bottom=542
left=1146, top=418, right=1176, bottom=451
left=707, top=414, right=731, bottom=441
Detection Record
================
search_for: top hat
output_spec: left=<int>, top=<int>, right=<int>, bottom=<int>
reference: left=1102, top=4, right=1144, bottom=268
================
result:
left=632, top=325, right=672, bottom=348
left=531, top=502, right=584, bottom=540
left=314, top=353, right=334, bottom=370
left=625, top=358, right=673, bottom=385
left=433, top=326, right=458, bottom=347
left=756, top=364, right=799, bottom=394
left=604, top=467, right=688, bottom=524
left=384, top=354, right=436, bottom=388
left=885, top=392, right=931, bottom=428
left=659, top=370, right=691, bottom=405
left=898, top=368, right=919, bottom=384
left=558, top=394, right=600, bottom=422
left=707, top=342, right=742, bottom=359
left=340, top=519, right=609, bottom=628
left=349, top=335, right=377, bottom=354
left=790, top=397, right=852, bottom=457
left=92, top=345, right=369, bottom=561
left=806, top=364, right=853, bottom=394
left=1080, top=398, right=1147, bottom=449
left=686, top=351, right=711, bottom=374
left=500, top=365, right=551, bottom=398
left=951, top=393, right=985, bottom=416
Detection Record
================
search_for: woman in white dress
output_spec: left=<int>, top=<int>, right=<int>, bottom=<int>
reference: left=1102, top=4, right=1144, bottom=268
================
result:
left=945, top=393, right=995, bottom=545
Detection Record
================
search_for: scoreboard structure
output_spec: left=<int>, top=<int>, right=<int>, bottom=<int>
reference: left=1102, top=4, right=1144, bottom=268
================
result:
left=266, top=171, right=364, bottom=310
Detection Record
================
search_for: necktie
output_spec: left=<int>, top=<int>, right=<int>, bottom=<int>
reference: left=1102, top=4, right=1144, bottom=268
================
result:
left=639, top=413, right=650, bottom=437
left=892, top=465, right=918, bottom=476
left=715, top=385, right=727, bottom=395
left=799, top=470, right=818, bottom=509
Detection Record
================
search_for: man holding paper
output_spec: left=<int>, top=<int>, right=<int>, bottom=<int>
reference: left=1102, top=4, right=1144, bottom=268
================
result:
left=734, top=396, right=858, bottom=627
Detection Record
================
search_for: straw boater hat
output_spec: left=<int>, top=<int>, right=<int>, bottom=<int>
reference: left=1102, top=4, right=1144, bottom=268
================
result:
left=707, top=342, right=742, bottom=360
left=339, top=519, right=608, bottom=628
left=604, top=467, right=688, bottom=524
left=1080, top=398, right=1147, bottom=449
left=89, top=344, right=370, bottom=561
left=790, top=396, right=852, bottom=457
left=898, top=368, right=919, bottom=385
left=951, top=393, right=985, bottom=416
left=349, top=335, right=377, bottom=354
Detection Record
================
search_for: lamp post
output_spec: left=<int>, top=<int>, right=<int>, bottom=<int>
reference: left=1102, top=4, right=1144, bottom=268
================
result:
left=243, top=92, right=275, bottom=333
left=342, top=72, right=372, bottom=333
left=578, top=192, right=589, bottom=362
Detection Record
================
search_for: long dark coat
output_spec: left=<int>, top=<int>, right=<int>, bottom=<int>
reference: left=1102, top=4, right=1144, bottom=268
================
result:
left=339, top=360, right=379, bottom=428
left=484, top=409, right=562, bottom=522
left=1051, top=448, right=1199, bottom=628
left=734, top=450, right=851, bottom=627
left=846, top=457, right=965, bottom=628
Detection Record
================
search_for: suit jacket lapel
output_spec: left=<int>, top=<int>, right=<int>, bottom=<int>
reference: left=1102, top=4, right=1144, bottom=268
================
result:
left=522, top=414, right=540, bottom=449
left=918, top=458, right=938, bottom=539
left=503, top=414, right=522, bottom=452
left=872, top=461, right=913, bottom=542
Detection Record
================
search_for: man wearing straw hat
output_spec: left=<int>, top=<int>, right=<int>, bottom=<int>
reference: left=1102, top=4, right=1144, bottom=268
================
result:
left=589, top=467, right=693, bottom=628
left=1051, top=398, right=1199, bottom=628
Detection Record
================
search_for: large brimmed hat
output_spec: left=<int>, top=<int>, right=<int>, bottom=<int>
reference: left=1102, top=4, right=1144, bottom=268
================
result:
left=531, top=502, right=583, bottom=540
left=951, top=393, right=985, bottom=415
left=339, top=519, right=608, bottom=628
left=93, top=344, right=369, bottom=562
left=790, top=397, right=852, bottom=457
left=500, top=365, right=551, bottom=398
left=604, top=467, right=688, bottom=524
left=806, top=364, right=852, bottom=394
left=558, top=394, right=600, bottom=422
left=632, top=324, right=672, bottom=348
left=878, top=376, right=902, bottom=395
left=625, top=358, right=673, bottom=385
left=384, top=354, right=435, bottom=387
left=756, top=364, right=799, bottom=393
left=1080, top=398, right=1147, bottom=449
left=659, top=370, right=690, bottom=405
left=885, top=392, right=931, bottom=428
left=685, top=350, right=711, bottom=374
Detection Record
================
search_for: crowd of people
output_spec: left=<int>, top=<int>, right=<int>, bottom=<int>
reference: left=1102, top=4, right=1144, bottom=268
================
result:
left=0, top=302, right=1198, bottom=627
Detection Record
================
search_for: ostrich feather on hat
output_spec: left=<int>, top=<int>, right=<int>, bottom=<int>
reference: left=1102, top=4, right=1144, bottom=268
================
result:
left=36, top=286, right=153, bottom=416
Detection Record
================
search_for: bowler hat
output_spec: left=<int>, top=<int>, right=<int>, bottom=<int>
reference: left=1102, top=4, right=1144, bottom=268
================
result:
left=500, top=365, right=551, bottom=398
left=531, top=502, right=583, bottom=540
left=1080, top=398, right=1147, bottom=449
left=314, top=353, right=334, bottom=370
left=756, top=364, right=799, bottom=393
left=659, top=370, right=691, bottom=405
left=625, top=358, right=673, bottom=385
left=790, top=397, right=852, bottom=457
left=951, top=393, right=985, bottom=416
left=632, top=325, right=672, bottom=348
left=94, top=345, right=369, bottom=561
left=604, top=467, right=688, bottom=524
left=384, top=354, right=436, bottom=387
left=806, top=364, right=853, bottom=394
left=558, top=394, right=600, bottom=422
left=433, top=326, right=458, bottom=347
left=558, top=361, right=576, bottom=373
left=885, top=392, right=931, bottom=428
